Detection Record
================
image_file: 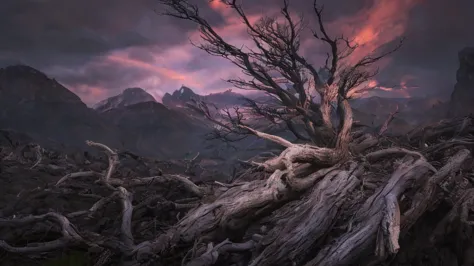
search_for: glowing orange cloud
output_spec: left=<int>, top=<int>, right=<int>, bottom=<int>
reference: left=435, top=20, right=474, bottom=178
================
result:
left=340, top=0, right=422, bottom=63
left=195, top=0, right=423, bottom=99
left=205, top=0, right=420, bottom=80
left=368, top=80, right=378, bottom=88
left=316, top=0, right=423, bottom=98
left=209, top=0, right=232, bottom=17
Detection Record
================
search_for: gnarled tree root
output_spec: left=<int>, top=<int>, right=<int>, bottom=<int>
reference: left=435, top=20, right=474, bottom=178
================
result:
left=304, top=149, right=470, bottom=266
left=2, top=130, right=474, bottom=266
left=135, top=165, right=338, bottom=257
left=249, top=161, right=363, bottom=266
left=304, top=156, right=436, bottom=265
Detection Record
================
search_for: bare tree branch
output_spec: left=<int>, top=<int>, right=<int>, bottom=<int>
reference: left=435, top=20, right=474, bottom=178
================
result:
left=159, top=0, right=403, bottom=153
left=378, top=105, right=400, bottom=136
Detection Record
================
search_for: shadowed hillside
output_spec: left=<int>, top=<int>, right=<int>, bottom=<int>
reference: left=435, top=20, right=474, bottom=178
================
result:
left=101, top=101, right=209, bottom=158
left=0, top=65, right=124, bottom=151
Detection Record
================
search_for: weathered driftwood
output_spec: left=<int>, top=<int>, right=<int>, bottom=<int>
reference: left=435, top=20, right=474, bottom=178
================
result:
left=1, top=113, right=474, bottom=266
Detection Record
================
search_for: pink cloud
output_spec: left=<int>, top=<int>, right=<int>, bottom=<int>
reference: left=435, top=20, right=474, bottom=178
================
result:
left=105, top=55, right=191, bottom=83
left=62, top=0, right=424, bottom=106
left=72, top=84, right=108, bottom=104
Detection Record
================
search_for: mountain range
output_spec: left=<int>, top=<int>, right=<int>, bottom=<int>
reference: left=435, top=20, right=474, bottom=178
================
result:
left=1, top=47, right=473, bottom=161
left=93, top=87, right=157, bottom=112
left=162, top=86, right=250, bottom=108
left=0, top=65, right=124, bottom=151
left=0, top=66, right=212, bottom=158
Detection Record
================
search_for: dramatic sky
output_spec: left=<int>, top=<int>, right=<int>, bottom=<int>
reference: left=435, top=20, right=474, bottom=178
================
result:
left=1, top=0, right=473, bottom=105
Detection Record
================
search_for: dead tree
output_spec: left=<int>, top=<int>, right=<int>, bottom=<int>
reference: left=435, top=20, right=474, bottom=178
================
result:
left=163, top=0, right=401, bottom=150
left=3, top=1, right=474, bottom=266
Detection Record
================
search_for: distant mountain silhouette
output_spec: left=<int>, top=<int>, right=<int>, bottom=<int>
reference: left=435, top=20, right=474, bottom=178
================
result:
left=162, top=86, right=250, bottom=108
left=0, top=63, right=457, bottom=161
left=160, top=84, right=446, bottom=135
left=204, top=89, right=249, bottom=106
left=0, top=65, right=123, bottom=151
left=0, top=65, right=211, bottom=158
left=101, top=101, right=210, bottom=158
left=93, top=87, right=156, bottom=112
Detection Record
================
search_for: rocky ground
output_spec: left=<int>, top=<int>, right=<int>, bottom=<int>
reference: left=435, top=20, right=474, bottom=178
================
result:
left=0, top=136, right=223, bottom=265
left=1, top=116, right=474, bottom=266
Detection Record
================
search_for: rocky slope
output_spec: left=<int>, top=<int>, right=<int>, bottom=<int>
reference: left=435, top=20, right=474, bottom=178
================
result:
left=162, top=85, right=201, bottom=107
left=449, top=47, right=474, bottom=117
left=0, top=138, right=195, bottom=265
left=0, top=65, right=123, bottom=151
left=93, top=87, right=156, bottom=112
left=101, top=101, right=210, bottom=159
left=204, top=89, right=248, bottom=106
left=162, top=86, right=249, bottom=108
left=0, top=66, right=218, bottom=159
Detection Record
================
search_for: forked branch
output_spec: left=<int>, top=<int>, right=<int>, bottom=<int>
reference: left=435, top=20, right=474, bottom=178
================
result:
left=0, top=212, right=93, bottom=253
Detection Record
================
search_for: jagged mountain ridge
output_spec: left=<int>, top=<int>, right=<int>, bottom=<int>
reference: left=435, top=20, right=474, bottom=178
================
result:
left=0, top=65, right=211, bottom=158
left=162, top=86, right=249, bottom=108
left=93, top=87, right=156, bottom=112
left=2, top=48, right=469, bottom=160
left=161, top=85, right=443, bottom=135
left=162, top=85, right=200, bottom=107
left=92, top=45, right=471, bottom=146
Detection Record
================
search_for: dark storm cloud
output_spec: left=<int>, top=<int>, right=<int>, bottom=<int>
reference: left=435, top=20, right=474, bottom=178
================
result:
left=373, top=0, right=474, bottom=97
left=52, top=60, right=146, bottom=89
left=49, top=55, right=175, bottom=104
left=0, top=0, right=473, bottom=104
left=239, top=0, right=368, bottom=19
left=0, top=0, right=230, bottom=103
left=397, top=0, right=474, bottom=67
left=0, top=0, right=221, bottom=67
